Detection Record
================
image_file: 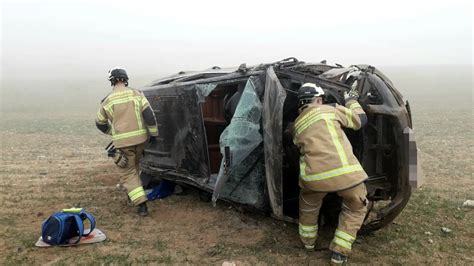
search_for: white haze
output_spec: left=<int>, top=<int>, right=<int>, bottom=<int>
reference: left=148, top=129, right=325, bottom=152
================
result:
left=1, top=0, right=472, bottom=82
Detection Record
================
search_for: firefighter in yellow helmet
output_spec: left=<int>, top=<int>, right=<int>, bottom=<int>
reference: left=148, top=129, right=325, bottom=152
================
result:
left=95, top=67, right=159, bottom=216
left=292, top=82, right=368, bottom=264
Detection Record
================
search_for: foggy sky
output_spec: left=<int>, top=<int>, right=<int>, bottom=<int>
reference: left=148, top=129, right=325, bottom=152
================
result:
left=1, top=0, right=472, bottom=81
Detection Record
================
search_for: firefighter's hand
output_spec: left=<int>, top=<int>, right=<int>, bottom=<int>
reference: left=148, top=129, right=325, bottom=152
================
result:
left=148, top=136, right=157, bottom=145
left=344, top=89, right=359, bottom=103
left=107, top=148, right=116, bottom=158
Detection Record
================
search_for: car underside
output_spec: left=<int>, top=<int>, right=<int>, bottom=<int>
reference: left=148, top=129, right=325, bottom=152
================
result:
left=139, top=58, right=422, bottom=233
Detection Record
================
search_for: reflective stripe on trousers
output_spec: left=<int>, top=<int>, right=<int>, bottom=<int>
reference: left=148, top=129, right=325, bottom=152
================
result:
left=332, top=229, right=356, bottom=251
left=299, top=223, right=318, bottom=238
left=128, top=186, right=146, bottom=203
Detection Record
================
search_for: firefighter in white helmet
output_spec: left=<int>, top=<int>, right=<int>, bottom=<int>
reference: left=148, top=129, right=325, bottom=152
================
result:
left=292, top=82, right=368, bottom=264
left=95, top=67, right=159, bottom=216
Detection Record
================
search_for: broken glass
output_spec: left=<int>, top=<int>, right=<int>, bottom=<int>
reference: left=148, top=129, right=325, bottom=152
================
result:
left=212, top=77, right=263, bottom=204
left=195, top=83, right=217, bottom=103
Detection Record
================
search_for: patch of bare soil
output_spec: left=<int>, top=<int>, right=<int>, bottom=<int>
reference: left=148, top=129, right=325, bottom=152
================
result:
left=1, top=110, right=472, bottom=265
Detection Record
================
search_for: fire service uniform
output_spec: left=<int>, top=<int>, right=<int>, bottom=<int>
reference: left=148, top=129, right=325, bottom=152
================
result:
left=96, top=68, right=158, bottom=216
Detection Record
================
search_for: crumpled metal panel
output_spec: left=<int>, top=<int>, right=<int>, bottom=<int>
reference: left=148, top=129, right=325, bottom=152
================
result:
left=319, top=66, right=357, bottom=80
left=262, top=67, right=287, bottom=218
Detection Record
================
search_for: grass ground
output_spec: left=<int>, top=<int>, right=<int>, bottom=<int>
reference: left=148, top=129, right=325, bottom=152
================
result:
left=0, top=67, right=472, bottom=264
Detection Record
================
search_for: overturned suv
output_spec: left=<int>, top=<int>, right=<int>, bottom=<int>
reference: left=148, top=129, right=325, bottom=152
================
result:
left=140, top=58, right=422, bottom=232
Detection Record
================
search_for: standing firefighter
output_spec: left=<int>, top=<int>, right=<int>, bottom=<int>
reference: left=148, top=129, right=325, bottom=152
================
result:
left=95, top=67, right=159, bottom=216
left=293, top=83, right=368, bottom=264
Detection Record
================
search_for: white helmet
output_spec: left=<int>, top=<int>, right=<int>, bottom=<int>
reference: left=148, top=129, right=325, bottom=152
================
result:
left=298, top=83, right=325, bottom=107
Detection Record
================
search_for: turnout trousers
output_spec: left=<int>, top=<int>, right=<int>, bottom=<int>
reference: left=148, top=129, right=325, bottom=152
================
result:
left=116, top=143, right=147, bottom=206
left=298, top=183, right=368, bottom=256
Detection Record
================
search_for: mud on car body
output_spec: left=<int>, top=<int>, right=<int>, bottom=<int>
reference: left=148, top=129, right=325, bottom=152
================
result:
left=139, top=58, right=422, bottom=232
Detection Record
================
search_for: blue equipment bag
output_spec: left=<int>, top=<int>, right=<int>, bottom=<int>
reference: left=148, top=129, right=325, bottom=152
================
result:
left=147, top=179, right=176, bottom=200
left=41, top=208, right=96, bottom=245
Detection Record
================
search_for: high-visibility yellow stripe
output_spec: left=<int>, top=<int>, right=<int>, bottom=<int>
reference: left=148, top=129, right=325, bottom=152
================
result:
left=299, top=231, right=317, bottom=238
left=128, top=190, right=144, bottom=200
left=133, top=98, right=143, bottom=130
left=295, top=112, right=322, bottom=135
left=105, top=96, right=136, bottom=107
left=62, top=208, right=83, bottom=213
left=104, top=92, right=137, bottom=111
left=335, top=229, right=355, bottom=242
left=299, top=223, right=318, bottom=232
left=299, top=223, right=318, bottom=238
left=95, top=118, right=108, bottom=125
left=333, top=237, right=352, bottom=250
left=103, top=90, right=138, bottom=114
left=105, top=93, right=143, bottom=108
left=105, top=93, right=144, bottom=132
left=349, top=102, right=362, bottom=110
left=147, top=126, right=158, bottom=133
left=128, top=186, right=143, bottom=197
left=295, top=108, right=322, bottom=130
left=344, top=108, right=353, bottom=129
left=300, top=163, right=363, bottom=181
left=128, top=186, right=146, bottom=202
left=97, top=111, right=107, bottom=122
left=140, top=96, right=149, bottom=107
left=130, top=189, right=145, bottom=199
left=294, top=109, right=327, bottom=134
left=295, top=109, right=321, bottom=132
left=325, top=118, right=348, bottom=166
left=112, top=129, right=147, bottom=141
left=105, top=104, right=114, bottom=117
left=130, top=191, right=146, bottom=202
left=295, top=113, right=335, bottom=136
left=104, top=96, right=137, bottom=110
left=106, top=91, right=135, bottom=101
left=296, top=113, right=324, bottom=135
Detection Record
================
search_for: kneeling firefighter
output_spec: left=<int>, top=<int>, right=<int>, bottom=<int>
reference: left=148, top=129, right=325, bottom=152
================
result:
left=292, top=83, right=368, bottom=264
left=95, top=67, right=159, bottom=216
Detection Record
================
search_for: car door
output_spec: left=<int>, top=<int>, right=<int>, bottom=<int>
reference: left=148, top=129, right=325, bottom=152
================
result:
left=211, top=76, right=264, bottom=204
left=141, top=84, right=211, bottom=184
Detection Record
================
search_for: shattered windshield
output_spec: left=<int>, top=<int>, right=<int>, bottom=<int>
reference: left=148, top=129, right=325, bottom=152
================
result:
left=211, top=77, right=263, bottom=203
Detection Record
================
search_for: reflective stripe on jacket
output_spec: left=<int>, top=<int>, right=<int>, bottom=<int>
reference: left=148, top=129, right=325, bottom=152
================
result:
left=96, top=86, right=158, bottom=148
left=293, top=100, right=368, bottom=192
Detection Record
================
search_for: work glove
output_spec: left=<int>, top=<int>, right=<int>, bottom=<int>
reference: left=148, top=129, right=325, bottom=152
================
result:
left=344, top=89, right=359, bottom=103
left=148, top=136, right=157, bottom=145
left=107, top=147, right=117, bottom=158
left=114, top=150, right=128, bottom=168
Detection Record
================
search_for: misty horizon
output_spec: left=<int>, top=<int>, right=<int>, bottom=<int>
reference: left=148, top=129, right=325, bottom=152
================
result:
left=0, top=0, right=472, bottom=114
left=2, top=0, right=472, bottom=82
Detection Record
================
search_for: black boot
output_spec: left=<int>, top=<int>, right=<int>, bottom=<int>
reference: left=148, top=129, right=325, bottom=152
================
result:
left=331, top=252, right=348, bottom=264
left=137, top=202, right=148, bottom=216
